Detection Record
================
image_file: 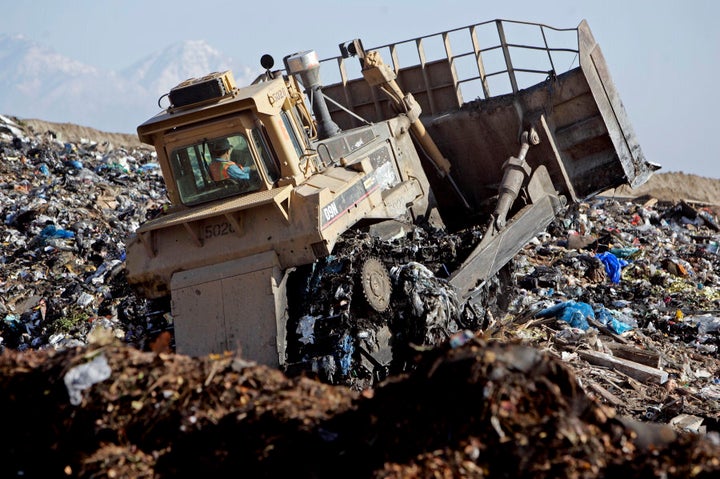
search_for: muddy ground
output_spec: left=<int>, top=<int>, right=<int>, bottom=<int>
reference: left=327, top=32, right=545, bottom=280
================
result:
left=2, top=118, right=720, bottom=478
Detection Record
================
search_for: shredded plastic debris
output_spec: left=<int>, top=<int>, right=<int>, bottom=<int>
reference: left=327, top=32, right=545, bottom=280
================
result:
left=63, top=353, right=112, bottom=405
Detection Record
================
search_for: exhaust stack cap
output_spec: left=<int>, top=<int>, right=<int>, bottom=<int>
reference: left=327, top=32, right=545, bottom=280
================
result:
left=284, top=50, right=321, bottom=89
left=284, top=50, right=341, bottom=140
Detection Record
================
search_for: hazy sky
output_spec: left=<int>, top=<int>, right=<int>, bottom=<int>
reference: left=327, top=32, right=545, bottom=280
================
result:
left=2, top=0, right=718, bottom=178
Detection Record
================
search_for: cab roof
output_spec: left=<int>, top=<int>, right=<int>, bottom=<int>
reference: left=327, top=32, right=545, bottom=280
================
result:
left=137, top=77, right=288, bottom=144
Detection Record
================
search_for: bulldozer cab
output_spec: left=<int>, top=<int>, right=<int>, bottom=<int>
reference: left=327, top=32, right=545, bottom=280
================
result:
left=138, top=75, right=319, bottom=210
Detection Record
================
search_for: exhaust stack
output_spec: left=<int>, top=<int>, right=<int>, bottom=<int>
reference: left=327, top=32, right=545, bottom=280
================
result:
left=284, top=50, right=341, bottom=140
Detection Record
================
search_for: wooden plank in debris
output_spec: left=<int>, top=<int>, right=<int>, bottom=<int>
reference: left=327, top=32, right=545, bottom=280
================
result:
left=579, top=350, right=668, bottom=385
left=606, top=342, right=661, bottom=368
left=586, top=379, right=624, bottom=407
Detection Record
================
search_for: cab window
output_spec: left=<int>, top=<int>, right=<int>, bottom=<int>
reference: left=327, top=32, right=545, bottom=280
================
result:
left=280, top=110, right=304, bottom=158
left=251, top=127, right=280, bottom=184
left=168, top=133, right=264, bottom=206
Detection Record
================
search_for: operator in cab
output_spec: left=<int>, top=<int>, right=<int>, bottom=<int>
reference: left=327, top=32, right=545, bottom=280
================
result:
left=209, top=138, right=249, bottom=182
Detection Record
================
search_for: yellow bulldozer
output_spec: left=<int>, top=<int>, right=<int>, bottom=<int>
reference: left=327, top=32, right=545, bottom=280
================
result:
left=125, top=19, right=656, bottom=386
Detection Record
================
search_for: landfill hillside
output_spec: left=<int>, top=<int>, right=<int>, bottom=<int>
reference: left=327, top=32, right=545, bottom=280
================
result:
left=16, top=117, right=145, bottom=150
left=2, top=114, right=720, bottom=478
left=608, top=173, right=720, bottom=206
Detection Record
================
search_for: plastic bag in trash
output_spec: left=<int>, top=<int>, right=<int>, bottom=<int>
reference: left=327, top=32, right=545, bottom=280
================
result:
left=37, top=163, right=50, bottom=176
left=39, top=224, right=75, bottom=240
left=65, top=159, right=84, bottom=170
left=595, top=307, right=635, bottom=334
left=536, top=300, right=594, bottom=330
left=137, top=162, right=160, bottom=173
left=63, top=353, right=112, bottom=405
left=596, top=251, right=628, bottom=283
left=685, top=315, right=720, bottom=335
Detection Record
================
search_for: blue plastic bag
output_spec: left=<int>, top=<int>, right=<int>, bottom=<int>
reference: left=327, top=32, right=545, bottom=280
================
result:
left=39, top=224, right=75, bottom=239
left=537, top=301, right=636, bottom=334
left=65, top=159, right=83, bottom=170
left=595, top=307, right=634, bottom=334
left=596, top=251, right=628, bottom=283
left=536, top=300, right=594, bottom=330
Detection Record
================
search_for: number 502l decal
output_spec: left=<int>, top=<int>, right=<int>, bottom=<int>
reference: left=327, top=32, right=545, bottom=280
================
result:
left=204, top=222, right=235, bottom=239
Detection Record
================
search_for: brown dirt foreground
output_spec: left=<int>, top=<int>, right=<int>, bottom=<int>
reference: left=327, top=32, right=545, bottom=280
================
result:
left=2, top=335, right=719, bottom=479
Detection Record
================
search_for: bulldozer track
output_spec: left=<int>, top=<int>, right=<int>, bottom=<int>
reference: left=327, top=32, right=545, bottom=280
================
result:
left=284, top=224, right=511, bottom=388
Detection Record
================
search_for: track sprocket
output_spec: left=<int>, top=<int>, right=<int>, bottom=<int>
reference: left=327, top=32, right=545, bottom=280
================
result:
left=360, top=256, right=392, bottom=312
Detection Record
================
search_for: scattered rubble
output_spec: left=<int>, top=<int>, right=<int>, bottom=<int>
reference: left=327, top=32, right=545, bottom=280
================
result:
left=507, top=195, right=720, bottom=434
left=2, top=115, right=720, bottom=477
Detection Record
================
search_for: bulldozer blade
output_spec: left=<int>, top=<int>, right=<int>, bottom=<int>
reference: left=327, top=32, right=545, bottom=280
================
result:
left=449, top=193, right=560, bottom=303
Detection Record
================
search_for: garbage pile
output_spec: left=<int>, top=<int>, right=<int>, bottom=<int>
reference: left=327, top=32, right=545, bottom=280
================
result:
left=0, top=115, right=170, bottom=352
left=506, top=195, right=720, bottom=432
left=2, top=114, right=720, bottom=476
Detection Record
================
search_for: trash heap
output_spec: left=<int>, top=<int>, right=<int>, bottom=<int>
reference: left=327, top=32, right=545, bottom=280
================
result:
left=2, top=114, right=720, bottom=477
left=0, top=115, right=170, bottom=352
left=506, top=195, right=720, bottom=431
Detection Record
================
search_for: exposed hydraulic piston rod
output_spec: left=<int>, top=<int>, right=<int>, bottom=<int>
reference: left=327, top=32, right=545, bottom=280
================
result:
left=492, top=128, right=539, bottom=230
left=359, top=50, right=453, bottom=176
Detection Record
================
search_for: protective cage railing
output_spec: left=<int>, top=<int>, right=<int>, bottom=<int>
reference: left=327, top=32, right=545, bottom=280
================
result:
left=318, top=19, right=581, bottom=117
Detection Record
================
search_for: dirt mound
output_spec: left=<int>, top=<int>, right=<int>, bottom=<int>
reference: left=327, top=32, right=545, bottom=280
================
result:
left=2, top=338, right=719, bottom=478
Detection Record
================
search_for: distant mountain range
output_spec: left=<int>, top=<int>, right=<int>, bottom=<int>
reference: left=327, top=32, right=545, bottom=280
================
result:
left=0, top=34, right=257, bottom=134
